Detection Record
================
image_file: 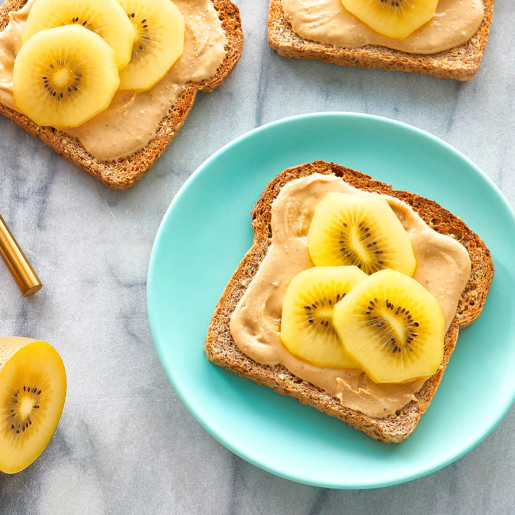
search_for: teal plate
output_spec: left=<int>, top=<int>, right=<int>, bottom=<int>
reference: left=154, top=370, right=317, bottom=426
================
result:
left=147, top=113, right=515, bottom=489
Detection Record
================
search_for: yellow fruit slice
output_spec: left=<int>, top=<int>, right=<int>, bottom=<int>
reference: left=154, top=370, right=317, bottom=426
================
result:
left=341, top=0, right=439, bottom=39
left=22, top=0, right=135, bottom=71
left=116, top=0, right=185, bottom=91
left=14, top=25, right=120, bottom=128
left=333, top=269, right=445, bottom=383
left=308, top=193, right=417, bottom=277
left=0, top=337, right=66, bottom=474
left=281, top=266, right=367, bottom=368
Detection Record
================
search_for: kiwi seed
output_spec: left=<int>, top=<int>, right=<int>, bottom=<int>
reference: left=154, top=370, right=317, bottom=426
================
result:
left=379, top=0, right=403, bottom=6
left=6, top=385, right=43, bottom=436
left=364, top=298, right=421, bottom=354
left=41, top=60, right=83, bottom=102
left=128, top=13, right=154, bottom=61
left=303, top=292, right=347, bottom=327
left=337, top=220, right=384, bottom=271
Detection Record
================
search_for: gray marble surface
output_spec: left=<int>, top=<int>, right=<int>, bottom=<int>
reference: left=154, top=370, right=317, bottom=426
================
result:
left=0, top=0, right=514, bottom=513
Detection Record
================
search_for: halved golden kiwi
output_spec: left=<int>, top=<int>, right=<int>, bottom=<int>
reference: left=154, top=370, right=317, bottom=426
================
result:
left=22, top=0, right=135, bottom=71
left=116, top=0, right=185, bottom=91
left=333, top=269, right=445, bottom=383
left=14, top=25, right=120, bottom=128
left=0, top=338, right=66, bottom=474
left=281, top=266, right=367, bottom=368
left=308, top=193, right=417, bottom=277
left=340, top=0, right=439, bottom=39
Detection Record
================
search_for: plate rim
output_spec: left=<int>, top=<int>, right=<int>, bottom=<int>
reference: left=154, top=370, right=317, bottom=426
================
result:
left=147, top=112, right=515, bottom=489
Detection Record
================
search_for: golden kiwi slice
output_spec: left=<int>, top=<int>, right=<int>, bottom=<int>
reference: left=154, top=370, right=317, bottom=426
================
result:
left=22, top=0, right=134, bottom=71
left=340, top=0, right=439, bottom=39
left=308, top=193, right=417, bottom=277
left=0, top=338, right=67, bottom=474
left=281, top=266, right=367, bottom=368
left=13, top=25, right=120, bottom=128
left=333, top=269, right=445, bottom=383
left=116, top=0, right=185, bottom=91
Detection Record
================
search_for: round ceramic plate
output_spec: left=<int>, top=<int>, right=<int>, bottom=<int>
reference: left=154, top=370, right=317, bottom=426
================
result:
left=147, top=113, right=515, bottom=489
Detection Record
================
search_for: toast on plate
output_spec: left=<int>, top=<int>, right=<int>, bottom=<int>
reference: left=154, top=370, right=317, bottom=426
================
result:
left=205, top=160, right=494, bottom=442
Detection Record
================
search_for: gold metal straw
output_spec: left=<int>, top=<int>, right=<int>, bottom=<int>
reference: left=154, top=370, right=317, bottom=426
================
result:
left=0, top=215, right=42, bottom=297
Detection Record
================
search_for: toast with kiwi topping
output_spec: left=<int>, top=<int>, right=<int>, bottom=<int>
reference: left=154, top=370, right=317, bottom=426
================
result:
left=0, top=0, right=243, bottom=190
left=268, top=0, right=495, bottom=81
left=205, top=160, right=494, bottom=443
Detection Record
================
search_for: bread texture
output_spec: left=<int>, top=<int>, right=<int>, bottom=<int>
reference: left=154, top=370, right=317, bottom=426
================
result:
left=0, top=0, right=243, bottom=190
left=268, top=0, right=494, bottom=81
left=205, top=160, right=494, bottom=442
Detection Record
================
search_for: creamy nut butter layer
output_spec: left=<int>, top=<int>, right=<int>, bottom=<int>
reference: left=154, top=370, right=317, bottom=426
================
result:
left=281, top=0, right=484, bottom=55
left=230, top=174, right=471, bottom=418
left=0, top=0, right=227, bottom=160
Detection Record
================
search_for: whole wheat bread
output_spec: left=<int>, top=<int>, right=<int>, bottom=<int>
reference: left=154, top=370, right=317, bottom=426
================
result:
left=0, top=0, right=243, bottom=190
left=205, top=160, right=494, bottom=442
left=268, top=0, right=494, bottom=81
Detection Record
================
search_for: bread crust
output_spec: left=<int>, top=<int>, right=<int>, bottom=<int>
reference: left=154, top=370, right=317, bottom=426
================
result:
left=205, top=160, right=494, bottom=442
left=0, top=0, right=243, bottom=189
left=268, top=0, right=494, bottom=81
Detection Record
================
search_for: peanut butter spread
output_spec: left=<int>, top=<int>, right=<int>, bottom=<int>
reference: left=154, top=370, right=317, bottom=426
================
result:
left=0, top=0, right=227, bottom=161
left=281, top=0, right=484, bottom=55
left=230, top=174, right=471, bottom=418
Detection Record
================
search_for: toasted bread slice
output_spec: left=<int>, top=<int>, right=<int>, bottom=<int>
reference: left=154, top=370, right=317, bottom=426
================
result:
left=268, top=0, right=494, bottom=81
left=205, top=160, right=494, bottom=442
left=0, top=0, right=243, bottom=190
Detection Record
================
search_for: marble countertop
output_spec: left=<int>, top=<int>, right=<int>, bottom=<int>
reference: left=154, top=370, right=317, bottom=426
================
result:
left=1, top=1, right=514, bottom=513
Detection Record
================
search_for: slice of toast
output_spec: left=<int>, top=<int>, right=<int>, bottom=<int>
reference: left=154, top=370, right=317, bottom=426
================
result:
left=205, top=160, right=494, bottom=442
left=268, top=0, right=494, bottom=81
left=0, top=0, right=243, bottom=190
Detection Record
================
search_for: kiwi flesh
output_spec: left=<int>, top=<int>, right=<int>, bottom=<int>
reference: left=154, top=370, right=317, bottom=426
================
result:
left=280, top=266, right=367, bottom=368
left=333, top=269, right=445, bottom=383
left=340, top=0, right=439, bottom=39
left=22, top=0, right=135, bottom=71
left=117, top=0, right=185, bottom=91
left=0, top=337, right=67, bottom=474
left=308, top=193, right=417, bottom=277
left=13, top=25, right=120, bottom=128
